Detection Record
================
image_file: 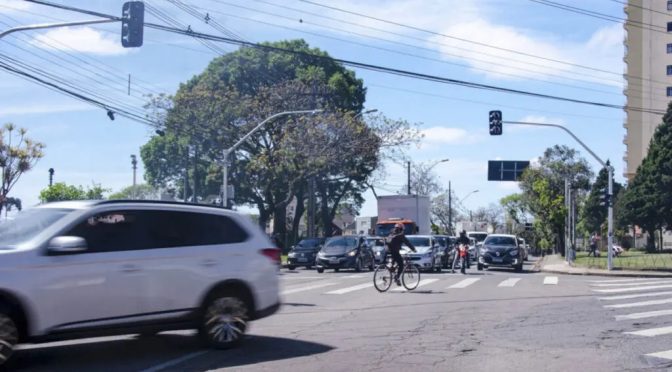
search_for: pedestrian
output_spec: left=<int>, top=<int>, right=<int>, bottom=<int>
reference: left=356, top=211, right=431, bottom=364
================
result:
left=588, top=234, right=597, bottom=257
left=452, top=230, right=470, bottom=274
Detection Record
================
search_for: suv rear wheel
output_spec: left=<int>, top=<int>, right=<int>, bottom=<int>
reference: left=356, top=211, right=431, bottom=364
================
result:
left=200, top=295, right=248, bottom=349
left=0, top=311, right=18, bottom=365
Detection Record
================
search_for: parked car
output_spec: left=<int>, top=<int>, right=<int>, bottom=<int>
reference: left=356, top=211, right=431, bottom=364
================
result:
left=478, top=234, right=524, bottom=272
left=287, top=237, right=326, bottom=270
left=366, top=236, right=387, bottom=264
left=0, top=200, right=281, bottom=365
left=517, top=237, right=529, bottom=261
left=401, top=235, right=442, bottom=272
left=316, top=236, right=375, bottom=273
left=467, top=231, right=488, bottom=247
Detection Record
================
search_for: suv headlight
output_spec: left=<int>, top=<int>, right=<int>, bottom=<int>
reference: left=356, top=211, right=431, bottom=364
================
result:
left=288, top=251, right=295, bottom=258
left=509, top=250, right=519, bottom=256
left=318, top=252, right=325, bottom=258
left=347, top=250, right=357, bottom=257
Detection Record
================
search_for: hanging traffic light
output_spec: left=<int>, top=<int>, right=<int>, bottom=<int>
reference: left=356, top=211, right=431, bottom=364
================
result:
left=489, top=110, right=502, bottom=135
left=121, top=1, right=144, bottom=48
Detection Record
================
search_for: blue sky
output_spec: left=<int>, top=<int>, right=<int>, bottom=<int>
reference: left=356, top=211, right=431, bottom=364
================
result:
left=0, top=0, right=634, bottom=218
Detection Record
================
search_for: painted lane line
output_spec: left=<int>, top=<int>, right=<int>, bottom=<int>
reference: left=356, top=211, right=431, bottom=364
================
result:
left=591, top=280, right=672, bottom=287
left=140, top=351, right=209, bottom=372
left=282, top=276, right=330, bottom=280
left=281, top=282, right=339, bottom=295
left=624, top=325, right=672, bottom=337
left=344, top=275, right=366, bottom=278
left=592, top=284, right=672, bottom=294
left=392, top=278, right=439, bottom=292
left=448, top=278, right=480, bottom=289
left=590, top=278, right=658, bottom=284
left=646, top=350, right=672, bottom=360
left=543, top=276, right=559, bottom=285
left=326, top=282, right=373, bottom=295
left=498, top=278, right=522, bottom=287
left=604, top=297, right=672, bottom=309
left=616, top=309, right=672, bottom=321
left=598, top=291, right=672, bottom=301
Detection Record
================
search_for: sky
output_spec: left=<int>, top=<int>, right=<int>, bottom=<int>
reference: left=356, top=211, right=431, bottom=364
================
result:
left=0, top=0, right=635, bottom=219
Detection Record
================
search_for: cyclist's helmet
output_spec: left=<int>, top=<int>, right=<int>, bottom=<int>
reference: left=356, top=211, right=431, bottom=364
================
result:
left=394, top=223, right=404, bottom=231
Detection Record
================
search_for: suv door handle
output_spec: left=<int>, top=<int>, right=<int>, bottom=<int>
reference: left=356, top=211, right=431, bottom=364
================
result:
left=200, top=259, right=217, bottom=267
left=120, top=264, right=140, bottom=273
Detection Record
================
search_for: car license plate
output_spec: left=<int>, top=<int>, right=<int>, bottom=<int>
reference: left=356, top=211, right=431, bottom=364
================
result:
left=297, top=258, right=308, bottom=263
left=329, top=257, right=339, bottom=264
left=492, top=257, right=503, bottom=263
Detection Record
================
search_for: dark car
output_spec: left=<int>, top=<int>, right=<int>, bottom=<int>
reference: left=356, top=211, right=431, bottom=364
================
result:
left=287, top=237, right=326, bottom=270
left=366, top=236, right=387, bottom=264
left=435, top=235, right=456, bottom=269
left=316, top=236, right=375, bottom=273
left=477, top=234, right=524, bottom=272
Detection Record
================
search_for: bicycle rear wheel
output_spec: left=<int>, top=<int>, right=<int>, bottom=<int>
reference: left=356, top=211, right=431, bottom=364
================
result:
left=401, top=264, right=421, bottom=290
left=373, top=265, right=393, bottom=292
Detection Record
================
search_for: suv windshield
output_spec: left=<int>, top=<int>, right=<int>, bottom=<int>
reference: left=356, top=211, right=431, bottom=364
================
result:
left=484, top=236, right=517, bottom=246
left=0, top=208, right=72, bottom=248
left=408, top=237, right=430, bottom=247
left=325, top=237, right=358, bottom=248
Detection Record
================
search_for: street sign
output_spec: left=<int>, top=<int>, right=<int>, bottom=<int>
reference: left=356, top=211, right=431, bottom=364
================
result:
left=489, top=110, right=502, bottom=135
left=487, top=160, right=529, bottom=181
left=121, top=1, right=144, bottom=48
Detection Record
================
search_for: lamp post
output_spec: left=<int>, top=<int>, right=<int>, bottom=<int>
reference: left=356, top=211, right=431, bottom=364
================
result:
left=221, top=109, right=323, bottom=208
left=354, top=109, right=378, bottom=119
left=130, top=155, right=137, bottom=200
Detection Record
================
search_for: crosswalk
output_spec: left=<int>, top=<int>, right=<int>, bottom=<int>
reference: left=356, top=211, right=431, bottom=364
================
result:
left=590, top=277, right=672, bottom=363
left=280, top=275, right=559, bottom=297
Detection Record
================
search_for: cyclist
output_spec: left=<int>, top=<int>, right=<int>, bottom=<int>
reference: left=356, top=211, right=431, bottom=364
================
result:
left=386, top=223, right=417, bottom=286
left=453, top=230, right=471, bottom=274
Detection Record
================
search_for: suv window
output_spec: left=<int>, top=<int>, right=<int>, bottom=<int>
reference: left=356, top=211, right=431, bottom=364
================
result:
left=65, top=209, right=248, bottom=253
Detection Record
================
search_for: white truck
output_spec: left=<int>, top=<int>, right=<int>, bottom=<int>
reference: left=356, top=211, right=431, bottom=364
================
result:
left=375, top=195, right=431, bottom=236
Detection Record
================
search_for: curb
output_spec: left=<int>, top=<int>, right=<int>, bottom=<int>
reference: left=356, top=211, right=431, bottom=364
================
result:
left=539, top=264, right=672, bottom=278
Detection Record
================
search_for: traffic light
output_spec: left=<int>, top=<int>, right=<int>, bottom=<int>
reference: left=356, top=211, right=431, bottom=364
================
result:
left=599, top=187, right=612, bottom=207
left=121, top=1, right=144, bottom=48
left=489, top=110, right=502, bottom=135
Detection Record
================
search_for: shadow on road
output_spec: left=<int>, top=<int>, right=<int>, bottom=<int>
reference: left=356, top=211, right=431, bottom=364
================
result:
left=7, top=333, right=333, bottom=371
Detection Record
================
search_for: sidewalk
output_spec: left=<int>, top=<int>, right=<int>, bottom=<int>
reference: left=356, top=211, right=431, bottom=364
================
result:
left=539, top=254, right=672, bottom=278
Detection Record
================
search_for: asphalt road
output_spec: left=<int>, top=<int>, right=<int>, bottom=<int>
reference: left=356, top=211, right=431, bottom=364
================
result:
left=7, top=257, right=672, bottom=371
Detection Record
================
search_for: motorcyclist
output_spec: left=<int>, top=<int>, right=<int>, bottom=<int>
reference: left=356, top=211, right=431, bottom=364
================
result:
left=453, top=230, right=471, bottom=274
left=386, top=223, right=417, bottom=286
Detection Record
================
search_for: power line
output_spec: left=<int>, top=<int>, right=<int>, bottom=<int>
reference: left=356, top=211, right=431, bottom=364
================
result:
left=610, top=0, right=670, bottom=17
left=21, top=0, right=668, bottom=115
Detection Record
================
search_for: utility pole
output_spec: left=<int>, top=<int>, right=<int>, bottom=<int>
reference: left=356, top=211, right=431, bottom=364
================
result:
left=448, top=181, right=452, bottom=235
left=130, top=154, right=137, bottom=200
left=48, top=168, right=54, bottom=187
left=565, top=179, right=570, bottom=264
left=407, top=161, right=411, bottom=195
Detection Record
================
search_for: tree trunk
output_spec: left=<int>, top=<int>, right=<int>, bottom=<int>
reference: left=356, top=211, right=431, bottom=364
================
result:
left=272, top=203, right=288, bottom=252
left=291, top=191, right=306, bottom=245
left=317, top=182, right=333, bottom=237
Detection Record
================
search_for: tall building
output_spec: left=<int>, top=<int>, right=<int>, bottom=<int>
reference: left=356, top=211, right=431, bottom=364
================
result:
left=623, top=0, right=672, bottom=180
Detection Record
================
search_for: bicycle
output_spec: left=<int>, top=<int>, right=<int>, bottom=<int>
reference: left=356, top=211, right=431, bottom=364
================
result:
left=373, top=255, right=421, bottom=292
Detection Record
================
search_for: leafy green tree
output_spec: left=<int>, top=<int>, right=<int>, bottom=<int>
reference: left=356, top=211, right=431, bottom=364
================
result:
left=109, top=184, right=162, bottom=200
left=581, top=161, right=623, bottom=235
left=0, top=123, right=45, bottom=214
left=431, top=190, right=463, bottom=234
left=500, top=193, right=529, bottom=225
left=39, top=183, right=108, bottom=203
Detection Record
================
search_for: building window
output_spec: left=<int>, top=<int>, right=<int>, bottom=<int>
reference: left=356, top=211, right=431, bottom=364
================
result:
left=668, top=66, right=672, bottom=75
left=669, top=22, right=672, bottom=32
left=668, top=1, right=672, bottom=11
left=668, top=44, right=672, bottom=53
left=667, top=87, right=672, bottom=96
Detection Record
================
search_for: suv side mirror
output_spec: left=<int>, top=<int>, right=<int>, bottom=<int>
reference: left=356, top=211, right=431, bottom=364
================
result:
left=48, top=236, right=88, bottom=254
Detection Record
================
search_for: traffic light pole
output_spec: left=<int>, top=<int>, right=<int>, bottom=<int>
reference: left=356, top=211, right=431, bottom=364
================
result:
left=505, top=120, right=614, bottom=270
left=0, top=19, right=117, bottom=40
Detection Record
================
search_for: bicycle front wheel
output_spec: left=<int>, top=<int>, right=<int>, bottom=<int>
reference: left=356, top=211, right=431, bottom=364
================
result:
left=373, top=265, right=393, bottom=292
left=402, top=264, right=421, bottom=290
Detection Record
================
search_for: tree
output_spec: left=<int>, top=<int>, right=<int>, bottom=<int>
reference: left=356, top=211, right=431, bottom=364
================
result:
left=400, top=162, right=444, bottom=197
left=618, top=101, right=672, bottom=250
left=39, top=183, right=109, bottom=203
left=109, top=184, right=162, bottom=200
left=500, top=193, right=529, bottom=231
left=0, top=123, right=45, bottom=214
left=431, top=190, right=462, bottom=234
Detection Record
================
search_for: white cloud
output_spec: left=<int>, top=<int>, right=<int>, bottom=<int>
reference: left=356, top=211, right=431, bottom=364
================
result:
left=31, top=27, right=129, bottom=56
left=0, top=0, right=32, bottom=14
left=497, top=182, right=520, bottom=191
left=0, top=103, right=96, bottom=117
left=418, top=126, right=484, bottom=150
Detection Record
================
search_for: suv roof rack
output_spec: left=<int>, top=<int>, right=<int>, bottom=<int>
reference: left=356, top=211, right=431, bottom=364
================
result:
left=95, top=199, right=228, bottom=210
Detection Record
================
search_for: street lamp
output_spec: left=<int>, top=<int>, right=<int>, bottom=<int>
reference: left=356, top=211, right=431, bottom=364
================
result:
left=461, top=189, right=479, bottom=203
left=222, top=109, right=323, bottom=208
left=354, top=108, right=378, bottom=119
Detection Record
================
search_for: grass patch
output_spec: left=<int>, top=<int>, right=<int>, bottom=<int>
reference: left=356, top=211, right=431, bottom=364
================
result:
left=281, top=254, right=287, bottom=265
left=574, top=251, right=672, bottom=271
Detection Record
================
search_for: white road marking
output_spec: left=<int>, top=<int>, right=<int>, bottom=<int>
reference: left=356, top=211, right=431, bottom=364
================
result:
left=392, top=278, right=439, bottom=291
left=616, top=309, right=672, bottom=321
left=589, top=278, right=658, bottom=284
left=590, top=280, right=672, bottom=287
left=326, top=282, right=374, bottom=295
left=344, top=275, right=366, bottom=278
left=140, top=351, right=209, bottom=372
left=448, top=278, right=480, bottom=289
left=624, top=325, right=672, bottom=337
left=281, top=282, right=339, bottom=295
left=498, top=278, right=522, bottom=287
left=598, top=291, right=672, bottom=301
left=592, top=284, right=672, bottom=294
left=646, top=349, right=672, bottom=360
left=543, top=276, right=559, bottom=285
left=604, top=297, right=672, bottom=309
left=282, top=276, right=329, bottom=280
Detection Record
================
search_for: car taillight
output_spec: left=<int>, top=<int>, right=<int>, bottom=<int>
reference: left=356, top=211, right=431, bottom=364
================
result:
left=260, top=248, right=281, bottom=264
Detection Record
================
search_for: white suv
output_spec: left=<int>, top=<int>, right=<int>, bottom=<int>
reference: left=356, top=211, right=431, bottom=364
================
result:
left=0, top=200, right=280, bottom=365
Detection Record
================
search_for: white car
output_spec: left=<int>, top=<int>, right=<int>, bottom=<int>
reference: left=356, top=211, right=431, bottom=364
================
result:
left=401, top=235, right=442, bottom=272
left=0, top=200, right=280, bottom=365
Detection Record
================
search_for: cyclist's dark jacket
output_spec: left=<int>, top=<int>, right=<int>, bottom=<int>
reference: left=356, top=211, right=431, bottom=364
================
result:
left=387, top=232, right=416, bottom=253
left=456, top=235, right=470, bottom=246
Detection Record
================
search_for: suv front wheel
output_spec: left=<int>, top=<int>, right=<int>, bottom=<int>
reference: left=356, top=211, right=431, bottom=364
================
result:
left=200, top=295, right=248, bottom=349
left=0, top=311, right=18, bottom=365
